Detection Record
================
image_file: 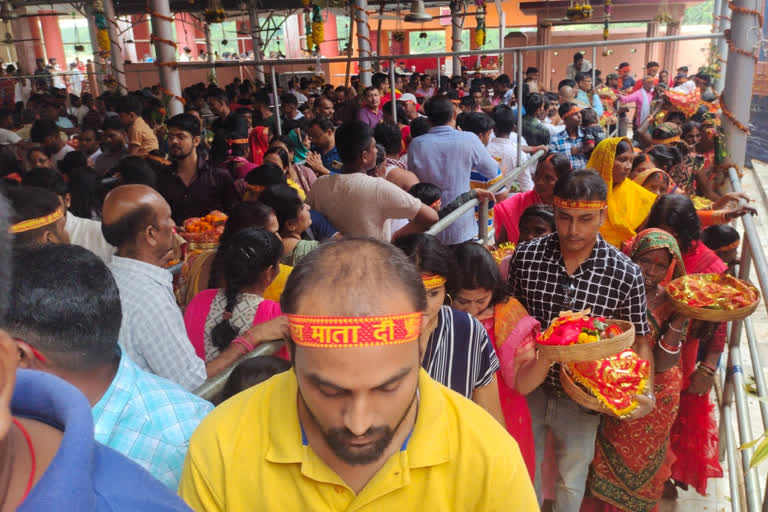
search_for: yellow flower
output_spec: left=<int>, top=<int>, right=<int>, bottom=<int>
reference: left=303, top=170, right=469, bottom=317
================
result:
left=312, top=21, right=324, bottom=45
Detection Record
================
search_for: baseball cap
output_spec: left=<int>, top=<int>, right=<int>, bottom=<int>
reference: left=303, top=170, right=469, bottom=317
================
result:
left=400, top=93, right=418, bottom=104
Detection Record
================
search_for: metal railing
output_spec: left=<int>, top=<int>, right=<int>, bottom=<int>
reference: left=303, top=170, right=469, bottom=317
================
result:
left=719, top=167, right=768, bottom=511
left=426, top=150, right=545, bottom=243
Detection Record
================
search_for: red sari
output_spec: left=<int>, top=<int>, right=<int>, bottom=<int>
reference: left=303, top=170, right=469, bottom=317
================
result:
left=670, top=241, right=726, bottom=495
left=484, top=298, right=539, bottom=482
left=493, top=190, right=543, bottom=243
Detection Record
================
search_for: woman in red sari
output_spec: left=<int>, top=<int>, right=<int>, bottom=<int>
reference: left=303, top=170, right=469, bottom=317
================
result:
left=582, top=228, right=688, bottom=512
left=452, top=241, right=539, bottom=481
left=647, top=194, right=725, bottom=497
left=493, top=151, right=571, bottom=243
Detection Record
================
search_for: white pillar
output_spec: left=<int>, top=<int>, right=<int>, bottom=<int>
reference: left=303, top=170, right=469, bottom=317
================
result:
left=103, top=0, right=127, bottom=92
left=86, top=3, right=105, bottom=95
left=248, top=3, right=265, bottom=84
left=118, top=18, right=138, bottom=63
left=149, top=0, right=183, bottom=116
left=355, top=0, right=372, bottom=87
left=450, top=3, right=463, bottom=76
left=722, top=0, right=759, bottom=169
left=717, top=0, right=731, bottom=90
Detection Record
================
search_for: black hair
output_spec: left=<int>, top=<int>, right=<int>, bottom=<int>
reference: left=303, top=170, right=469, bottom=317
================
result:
left=648, top=144, right=683, bottom=171
left=452, top=242, right=508, bottom=306
left=581, top=108, right=598, bottom=126
left=210, top=227, right=283, bottom=350
left=574, top=52, right=584, bottom=62
left=702, top=224, right=740, bottom=251
left=632, top=152, right=652, bottom=172
left=279, top=93, right=299, bottom=106
left=6, top=245, right=122, bottom=371
left=101, top=203, right=156, bottom=249
left=382, top=101, right=408, bottom=125
left=665, top=111, right=686, bottom=126
left=526, top=67, right=539, bottom=74
left=460, top=96, right=477, bottom=111
left=258, top=184, right=304, bottom=233
left=167, top=113, right=202, bottom=137
left=264, top=146, right=290, bottom=169
left=558, top=79, right=576, bottom=90
left=537, top=151, right=572, bottom=179
left=21, top=167, right=68, bottom=197
left=410, top=117, right=432, bottom=138
left=6, top=186, right=64, bottom=247
left=519, top=204, right=556, bottom=232
left=253, top=90, right=270, bottom=106
left=491, top=104, right=516, bottom=134
left=244, top=164, right=287, bottom=187
left=408, top=182, right=441, bottom=206
left=218, top=201, right=275, bottom=247
left=553, top=168, right=607, bottom=202
left=574, top=72, right=590, bottom=84
left=371, top=73, right=388, bottom=89
left=682, top=120, right=702, bottom=137
left=619, top=61, right=630, bottom=68
left=117, top=157, right=158, bottom=189
left=115, top=94, right=143, bottom=115
left=494, top=74, right=511, bottom=88
left=58, top=152, right=100, bottom=219
left=647, top=61, right=660, bottom=68
left=646, top=194, right=700, bottom=253
left=30, top=119, right=60, bottom=143
left=458, top=112, right=495, bottom=136
left=615, top=139, right=632, bottom=156
left=206, top=87, right=229, bottom=103
left=374, top=143, right=386, bottom=167
left=280, top=238, right=427, bottom=322
left=335, top=120, right=373, bottom=166
left=424, top=96, right=454, bottom=126
left=558, top=102, right=578, bottom=118
left=392, top=233, right=458, bottom=295
left=374, top=122, right=403, bottom=155
left=102, top=116, right=125, bottom=132
left=524, top=93, right=544, bottom=116
left=219, top=356, right=292, bottom=402
left=308, top=116, right=335, bottom=133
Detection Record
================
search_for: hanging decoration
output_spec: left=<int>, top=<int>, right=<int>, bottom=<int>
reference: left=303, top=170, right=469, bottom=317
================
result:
left=203, top=9, right=225, bottom=24
left=566, top=0, right=592, bottom=21
left=93, top=0, right=110, bottom=56
left=602, top=0, right=611, bottom=40
left=303, top=3, right=324, bottom=53
left=475, top=0, right=487, bottom=47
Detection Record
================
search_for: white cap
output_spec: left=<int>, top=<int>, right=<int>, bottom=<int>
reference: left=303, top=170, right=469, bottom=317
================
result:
left=399, top=93, right=418, bottom=104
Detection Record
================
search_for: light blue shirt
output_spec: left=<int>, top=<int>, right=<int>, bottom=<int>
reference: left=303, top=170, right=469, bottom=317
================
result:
left=407, top=125, right=500, bottom=244
left=93, top=353, right=213, bottom=489
left=575, top=89, right=604, bottom=118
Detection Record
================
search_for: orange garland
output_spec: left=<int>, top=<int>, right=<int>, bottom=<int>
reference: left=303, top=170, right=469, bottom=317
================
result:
left=150, top=35, right=177, bottom=49
left=145, top=8, right=174, bottom=22
left=159, top=87, right=186, bottom=105
left=352, top=4, right=374, bottom=74
left=719, top=93, right=750, bottom=134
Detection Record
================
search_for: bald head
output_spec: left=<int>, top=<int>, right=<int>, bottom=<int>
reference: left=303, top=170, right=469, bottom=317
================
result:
left=101, top=185, right=175, bottom=264
left=281, top=238, right=427, bottom=318
left=559, top=85, right=575, bottom=103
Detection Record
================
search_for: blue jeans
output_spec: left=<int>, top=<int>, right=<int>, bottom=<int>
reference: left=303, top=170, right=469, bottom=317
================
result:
left=527, top=388, right=601, bottom=512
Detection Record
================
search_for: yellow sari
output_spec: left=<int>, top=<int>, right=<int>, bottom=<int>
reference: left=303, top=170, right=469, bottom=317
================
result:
left=586, top=137, right=657, bottom=247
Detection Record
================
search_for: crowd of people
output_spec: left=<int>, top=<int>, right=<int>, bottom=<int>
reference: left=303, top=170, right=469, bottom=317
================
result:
left=0, top=48, right=758, bottom=511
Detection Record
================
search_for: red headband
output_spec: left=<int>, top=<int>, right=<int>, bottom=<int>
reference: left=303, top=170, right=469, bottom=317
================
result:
left=286, top=313, right=422, bottom=348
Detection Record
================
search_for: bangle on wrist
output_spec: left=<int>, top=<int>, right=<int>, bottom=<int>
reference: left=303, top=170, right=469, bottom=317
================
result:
left=232, top=336, right=255, bottom=353
left=699, top=361, right=717, bottom=373
left=658, top=338, right=681, bottom=355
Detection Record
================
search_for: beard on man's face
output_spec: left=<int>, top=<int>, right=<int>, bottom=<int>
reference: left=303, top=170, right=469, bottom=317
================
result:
left=169, top=145, right=194, bottom=160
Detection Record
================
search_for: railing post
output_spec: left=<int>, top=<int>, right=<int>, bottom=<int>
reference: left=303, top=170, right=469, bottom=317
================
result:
left=436, top=57, right=441, bottom=87
left=516, top=51, right=523, bottom=167
left=478, top=198, right=489, bottom=244
left=271, top=65, right=282, bottom=136
left=591, top=45, right=596, bottom=86
left=390, top=58, right=397, bottom=124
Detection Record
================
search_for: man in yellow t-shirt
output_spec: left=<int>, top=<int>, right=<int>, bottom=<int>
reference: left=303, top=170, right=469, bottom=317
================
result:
left=178, top=238, right=538, bottom=512
left=116, top=94, right=159, bottom=157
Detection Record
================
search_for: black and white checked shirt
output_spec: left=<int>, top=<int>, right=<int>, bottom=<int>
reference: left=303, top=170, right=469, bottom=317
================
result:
left=508, top=233, right=650, bottom=393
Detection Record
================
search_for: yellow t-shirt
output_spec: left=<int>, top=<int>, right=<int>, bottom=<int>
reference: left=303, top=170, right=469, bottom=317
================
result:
left=127, top=116, right=159, bottom=156
left=263, top=263, right=291, bottom=302
left=179, top=369, right=538, bottom=511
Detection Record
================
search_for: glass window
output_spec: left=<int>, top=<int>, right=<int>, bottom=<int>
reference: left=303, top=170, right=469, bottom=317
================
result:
left=209, top=21, right=240, bottom=57
left=58, top=16, right=93, bottom=64
left=336, top=15, right=351, bottom=54
left=261, top=16, right=286, bottom=58
left=409, top=30, right=446, bottom=54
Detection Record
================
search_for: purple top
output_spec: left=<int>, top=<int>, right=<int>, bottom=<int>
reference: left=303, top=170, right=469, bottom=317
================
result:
left=358, top=107, right=382, bottom=128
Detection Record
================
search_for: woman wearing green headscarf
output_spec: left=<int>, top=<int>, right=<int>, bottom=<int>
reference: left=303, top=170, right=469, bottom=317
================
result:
left=582, top=228, right=688, bottom=512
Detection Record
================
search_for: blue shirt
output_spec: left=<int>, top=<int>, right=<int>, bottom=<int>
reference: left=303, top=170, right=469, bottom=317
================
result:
left=407, top=125, right=500, bottom=245
left=13, top=369, right=191, bottom=511
left=313, top=144, right=344, bottom=174
left=93, top=354, right=213, bottom=489
left=550, top=127, right=588, bottom=170
left=575, top=90, right=604, bottom=118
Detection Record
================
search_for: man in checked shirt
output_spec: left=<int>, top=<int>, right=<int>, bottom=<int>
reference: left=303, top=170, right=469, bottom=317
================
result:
left=507, top=169, right=655, bottom=512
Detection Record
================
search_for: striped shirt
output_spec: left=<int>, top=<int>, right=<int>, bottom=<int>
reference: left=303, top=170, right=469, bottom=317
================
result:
left=421, top=306, right=500, bottom=398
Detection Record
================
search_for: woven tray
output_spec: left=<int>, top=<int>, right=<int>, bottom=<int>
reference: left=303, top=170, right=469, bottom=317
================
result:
left=536, top=319, right=635, bottom=363
left=560, top=366, right=615, bottom=416
left=668, top=278, right=760, bottom=322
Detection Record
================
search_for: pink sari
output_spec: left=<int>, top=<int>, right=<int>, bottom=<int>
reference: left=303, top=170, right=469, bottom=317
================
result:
left=184, top=288, right=289, bottom=361
left=493, top=190, right=543, bottom=243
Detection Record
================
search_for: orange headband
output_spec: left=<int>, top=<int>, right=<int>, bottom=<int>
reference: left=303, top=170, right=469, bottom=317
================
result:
left=562, top=106, right=582, bottom=119
left=651, top=135, right=681, bottom=145
left=286, top=312, right=422, bottom=348
left=246, top=184, right=266, bottom=193
left=146, top=154, right=171, bottom=166
left=10, top=207, right=64, bottom=234
left=553, top=196, right=606, bottom=210
left=715, top=240, right=740, bottom=253
left=228, top=138, right=249, bottom=145
left=422, top=273, right=447, bottom=289
left=429, top=199, right=442, bottom=210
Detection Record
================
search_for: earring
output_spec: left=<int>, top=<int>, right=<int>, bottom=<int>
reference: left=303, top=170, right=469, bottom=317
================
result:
left=445, top=293, right=453, bottom=305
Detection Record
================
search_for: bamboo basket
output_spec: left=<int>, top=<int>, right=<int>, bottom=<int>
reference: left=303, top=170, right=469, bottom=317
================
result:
left=560, top=366, right=615, bottom=416
left=536, top=320, right=635, bottom=363
left=668, top=277, right=760, bottom=322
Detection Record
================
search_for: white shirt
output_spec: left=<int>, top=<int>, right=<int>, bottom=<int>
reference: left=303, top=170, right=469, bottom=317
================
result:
left=291, top=89, right=308, bottom=104
left=65, top=211, right=115, bottom=263
left=0, top=127, right=21, bottom=145
left=52, top=144, right=74, bottom=170
left=544, top=117, right=566, bottom=136
left=109, top=256, right=207, bottom=391
left=487, top=134, right=533, bottom=192
left=69, top=69, right=83, bottom=95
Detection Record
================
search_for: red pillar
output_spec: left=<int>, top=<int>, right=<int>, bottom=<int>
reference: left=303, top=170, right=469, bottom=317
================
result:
left=132, top=15, right=152, bottom=61
left=318, top=13, right=339, bottom=57
left=38, top=12, right=66, bottom=67
left=175, top=14, right=199, bottom=58
left=27, top=17, right=45, bottom=61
